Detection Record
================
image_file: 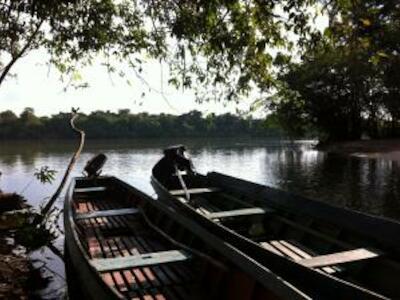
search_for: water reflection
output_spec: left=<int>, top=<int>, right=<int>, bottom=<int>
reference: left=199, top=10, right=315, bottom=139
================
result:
left=1, top=139, right=400, bottom=219
left=261, top=149, right=400, bottom=219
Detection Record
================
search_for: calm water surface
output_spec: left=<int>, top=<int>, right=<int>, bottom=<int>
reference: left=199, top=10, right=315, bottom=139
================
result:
left=1, top=138, right=400, bottom=298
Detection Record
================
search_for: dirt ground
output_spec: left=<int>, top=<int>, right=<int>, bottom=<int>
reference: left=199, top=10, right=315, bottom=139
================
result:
left=0, top=193, right=31, bottom=299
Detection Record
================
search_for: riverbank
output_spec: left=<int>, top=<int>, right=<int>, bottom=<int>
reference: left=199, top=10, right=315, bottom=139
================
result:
left=0, top=193, right=31, bottom=299
left=317, top=139, right=400, bottom=161
left=0, top=192, right=53, bottom=299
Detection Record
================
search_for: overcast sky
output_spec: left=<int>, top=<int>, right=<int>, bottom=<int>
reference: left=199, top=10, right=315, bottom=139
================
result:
left=0, top=49, right=254, bottom=117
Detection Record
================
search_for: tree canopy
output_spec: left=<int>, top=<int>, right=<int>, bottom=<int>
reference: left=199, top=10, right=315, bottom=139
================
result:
left=0, top=0, right=320, bottom=96
left=1, top=1, right=399, bottom=141
left=272, top=0, right=400, bottom=141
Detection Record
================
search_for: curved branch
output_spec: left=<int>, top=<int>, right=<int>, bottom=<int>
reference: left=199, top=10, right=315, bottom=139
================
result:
left=33, top=109, right=85, bottom=225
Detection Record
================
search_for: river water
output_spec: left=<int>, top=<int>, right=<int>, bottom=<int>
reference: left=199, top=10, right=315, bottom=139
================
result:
left=1, top=138, right=400, bottom=298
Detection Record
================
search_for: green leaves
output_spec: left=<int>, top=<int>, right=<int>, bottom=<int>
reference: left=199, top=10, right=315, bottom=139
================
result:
left=3, top=0, right=397, bottom=126
left=271, top=0, right=400, bottom=141
left=34, top=167, right=57, bottom=184
left=0, top=0, right=322, bottom=103
left=360, top=18, right=372, bottom=27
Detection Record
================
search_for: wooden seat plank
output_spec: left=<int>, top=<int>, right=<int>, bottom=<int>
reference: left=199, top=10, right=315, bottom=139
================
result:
left=270, top=240, right=303, bottom=260
left=76, top=208, right=140, bottom=220
left=260, top=242, right=284, bottom=256
left=279, top=240, right=338, bottom=274
left=298, top=248, right=380, bottom=268
left=176, top=196, right=214, bottom=215
left=207, top=207, right=266, bottom=220
left=172, top=171, right=188, bottom=176
left=268, top=240, right=337, bottom=274
left=75, top=186, right=107, bottom=193
left=91, top=250, right=191, bottom=272
left=169, top=188, right=220, bottom=196
left=134, top=236, right=189, bottom=286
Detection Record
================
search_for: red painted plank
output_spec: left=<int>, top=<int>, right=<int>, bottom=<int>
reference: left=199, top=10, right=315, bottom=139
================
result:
left=102, top=273, right=115, bottom=288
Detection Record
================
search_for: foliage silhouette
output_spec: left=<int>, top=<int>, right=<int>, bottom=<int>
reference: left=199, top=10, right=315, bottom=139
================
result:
left=0, top=108, right=286, bottom=139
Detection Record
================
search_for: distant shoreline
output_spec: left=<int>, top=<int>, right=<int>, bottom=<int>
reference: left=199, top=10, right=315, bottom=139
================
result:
left=0, top=109, right=284, bottom=140
left=317, top=139, right=400, bottom=162
left=0, top=135, right=287, bottom=141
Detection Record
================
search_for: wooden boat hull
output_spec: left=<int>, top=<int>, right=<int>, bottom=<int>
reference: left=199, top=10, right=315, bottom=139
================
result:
left=64, top=178, right=125, bottom=300
left=64, top=176, right=309, bottom=300
left=151, top=177, right=387, bottom=299
left=151, top=147, right=400, bottom=299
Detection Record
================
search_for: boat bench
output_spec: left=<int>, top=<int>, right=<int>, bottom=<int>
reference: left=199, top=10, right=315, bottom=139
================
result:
left=262, top=240, right=380, bottom=274
left=169, top=187, right=220, bottom=196
left=75, top=186, right=107, bottom=193
left=91, top=250, right=191, bottom=272
left=298, top=248, right=380, bottom=268
left=206, top=207, right=270, bottom=220
left=173, top=171, right=188, bottom=176
left=75, top=208, right=140, bottom=220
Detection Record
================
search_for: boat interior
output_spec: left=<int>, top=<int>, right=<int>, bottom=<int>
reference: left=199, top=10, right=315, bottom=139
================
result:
left=159, top=173, right=400, bottom=299
left=69, top=177, right=282, bottom=300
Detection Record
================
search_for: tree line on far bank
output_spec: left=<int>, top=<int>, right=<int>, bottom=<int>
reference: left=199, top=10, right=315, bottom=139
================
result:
left=0, top=108, right=286, bottom=140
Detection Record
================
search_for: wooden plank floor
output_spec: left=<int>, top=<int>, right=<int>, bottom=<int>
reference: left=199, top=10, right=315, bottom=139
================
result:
left=74, top=195, right=200, bottom=300
left=260, top=240, right=340, bottom=274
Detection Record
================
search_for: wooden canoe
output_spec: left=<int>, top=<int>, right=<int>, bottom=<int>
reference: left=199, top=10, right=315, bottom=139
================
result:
left=64, top=175, right=309, bottom=300
left=151, top=145, right=400, bottom=299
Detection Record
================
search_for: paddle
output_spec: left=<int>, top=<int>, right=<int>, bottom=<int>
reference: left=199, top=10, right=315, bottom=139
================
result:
left=174, top=164, right=191, bottom=204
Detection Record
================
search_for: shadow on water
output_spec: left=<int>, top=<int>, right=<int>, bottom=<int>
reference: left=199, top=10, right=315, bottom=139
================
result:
left=1, top=138, right=400, bottom=298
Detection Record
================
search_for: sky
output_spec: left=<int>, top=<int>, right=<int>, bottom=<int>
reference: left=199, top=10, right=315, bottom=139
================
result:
left=0, top=49, right=254, bottom=117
